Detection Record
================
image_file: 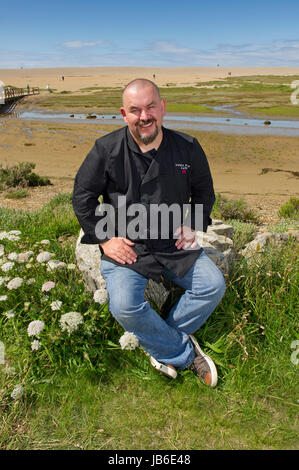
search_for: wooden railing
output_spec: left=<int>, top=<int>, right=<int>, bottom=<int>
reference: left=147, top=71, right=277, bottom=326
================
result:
left=4, top=86, right=39, bottom=99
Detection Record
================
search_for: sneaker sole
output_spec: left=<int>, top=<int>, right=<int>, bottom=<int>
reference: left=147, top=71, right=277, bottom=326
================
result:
left=150, top=356, right=177, bottom=379
left=189, top=335, right=218, bottom=387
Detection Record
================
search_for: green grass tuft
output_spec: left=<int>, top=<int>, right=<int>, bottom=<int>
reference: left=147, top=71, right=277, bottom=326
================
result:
left=278, top=197, right=299, bottom=219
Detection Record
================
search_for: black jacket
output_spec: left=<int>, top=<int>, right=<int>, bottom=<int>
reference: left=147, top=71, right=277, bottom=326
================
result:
left=72, top=126, right=215, bottom=282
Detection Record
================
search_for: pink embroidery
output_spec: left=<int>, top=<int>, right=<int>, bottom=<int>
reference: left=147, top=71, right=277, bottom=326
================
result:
left=182, top=169, right=187, bottom=174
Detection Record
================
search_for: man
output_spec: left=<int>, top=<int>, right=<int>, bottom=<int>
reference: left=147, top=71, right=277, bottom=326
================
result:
left=72, top=78, right=226, bottom=386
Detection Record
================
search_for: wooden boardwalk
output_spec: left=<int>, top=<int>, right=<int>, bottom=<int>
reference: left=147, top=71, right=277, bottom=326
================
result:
left=3, top=86, right=39, bottom=103
left=0, top=85, right=39, bottom=114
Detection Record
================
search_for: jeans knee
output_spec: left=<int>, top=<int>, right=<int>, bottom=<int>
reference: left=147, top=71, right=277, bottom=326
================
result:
left=109, top=296, right=146, bottom=321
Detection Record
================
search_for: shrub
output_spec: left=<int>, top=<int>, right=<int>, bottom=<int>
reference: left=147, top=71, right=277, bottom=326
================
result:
left=212, top=194, right=260, bottom=224
left=278, top=197, right=299, bottom=219
left=0, top=162, right=51, bottom=190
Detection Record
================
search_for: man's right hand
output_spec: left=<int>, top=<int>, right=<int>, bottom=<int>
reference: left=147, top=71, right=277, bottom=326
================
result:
left=100, top=238, right=137, bottom=265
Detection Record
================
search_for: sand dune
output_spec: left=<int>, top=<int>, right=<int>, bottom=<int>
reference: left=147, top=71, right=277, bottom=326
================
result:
left=1, top=66, right=299, bottom=92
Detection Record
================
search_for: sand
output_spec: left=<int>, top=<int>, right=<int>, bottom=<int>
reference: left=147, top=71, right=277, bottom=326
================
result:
left=0, top=66, right=298, bottom=223
left=0, top=118, right=298, bottom=223
left=1, top=66, right=299, bottom=92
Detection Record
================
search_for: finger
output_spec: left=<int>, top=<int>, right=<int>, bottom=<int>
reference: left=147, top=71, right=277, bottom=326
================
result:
left=112, top=255, right=126, bottom=265
left=122, top=238, right=135, bottom=246
left=123, top=248, right=137, bottom=262
left=176, top=238, right=186, bottom=250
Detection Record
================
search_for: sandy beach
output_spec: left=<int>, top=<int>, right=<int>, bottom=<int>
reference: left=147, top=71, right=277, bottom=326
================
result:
left=0, top=67, right=298, bottom=223
left=1, top=66, right=299, bottom=92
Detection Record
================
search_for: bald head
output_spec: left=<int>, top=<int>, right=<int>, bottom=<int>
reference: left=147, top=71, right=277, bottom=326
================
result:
left=122, top=78, right=160, bottom=105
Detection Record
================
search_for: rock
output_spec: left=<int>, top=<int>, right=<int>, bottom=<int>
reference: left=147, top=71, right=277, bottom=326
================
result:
left=86, top=114, right=97, bottom=119
left=207, top=222, right=234, bottom=239
left=75, top=219, right=235, bottom=312
left=241, top=230, right=299, bottom=257
left=264, top=120, right=271, bottom=126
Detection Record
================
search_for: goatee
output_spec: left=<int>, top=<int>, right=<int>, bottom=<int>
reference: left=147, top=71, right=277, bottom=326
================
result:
left=136, top=120, right=159, bottom=145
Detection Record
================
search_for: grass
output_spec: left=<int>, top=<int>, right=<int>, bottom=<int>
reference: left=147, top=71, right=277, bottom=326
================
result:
left=4, top=189, right=30, bottom=199
left=277, top=197, right=299, bottom=219
left=212, top=193, right=260, bottom=225
left=32, top=75, right=299, bottom=118
left=0, top=193, right=298, bottom=450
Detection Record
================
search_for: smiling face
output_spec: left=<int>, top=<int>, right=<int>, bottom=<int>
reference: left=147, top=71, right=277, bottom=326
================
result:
left=120, top=80, right=166, bottom=149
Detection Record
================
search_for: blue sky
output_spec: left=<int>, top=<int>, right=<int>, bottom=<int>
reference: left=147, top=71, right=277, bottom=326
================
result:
left=1, top=0, right=299, bottom=68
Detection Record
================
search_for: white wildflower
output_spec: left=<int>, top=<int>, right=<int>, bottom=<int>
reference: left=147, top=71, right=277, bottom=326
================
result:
left=93, top=288, right=108, bottom=304
left=27, top=320, right=45, bottom=337
left=41, top=281, right=55, bottom=292
left=24, top=301, right=30, bottom=311
left=0, top=244, right=4, bottom=256
left=7, top=277, right=23, bottom=290
left=0, top=231, right=9, bottom=240
left=46, top=260, right=66, bottom=271
left=50, top=300, right=62, bottom=311
left=5, top=309, right=15, bottom=318
left=7, top=231, right=21, bottom=241
left=25, top=263, right=32, bottom=269
left=0, top=295, right=8, bottom=301
left=0, top=276, right=10, bottom=286
left=31, top=340, right=41, bottom=351
left=59, top=312, right=83, bottom=335
left=8, top=252, right=18, bottom=261
left=26, top=278, right=35, bottom=285
left=40, top=239, right=50, bottom=245
left=8, top=230, right=21, bottom=236
left=36, top=251, right=53, bottom=263
left=41, top=295, right=49, bottom=302
left=67, top=263, right=76, bottom=270
left=11, top=384, right=24, bottom=400
left=1, top=261, right=15, bottom=272
left=119, top=332, right=139, bottom=350
left=4, top=365, right=16, bottom=376
left=18, top=251, right=34, bottom=263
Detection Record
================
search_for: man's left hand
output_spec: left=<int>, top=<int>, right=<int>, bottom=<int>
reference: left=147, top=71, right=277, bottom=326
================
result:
left=174, top=225, right=198, bottom=250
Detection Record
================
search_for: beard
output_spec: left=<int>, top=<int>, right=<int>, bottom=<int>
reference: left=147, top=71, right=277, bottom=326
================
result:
left=135, top=119, right=159, bottom=145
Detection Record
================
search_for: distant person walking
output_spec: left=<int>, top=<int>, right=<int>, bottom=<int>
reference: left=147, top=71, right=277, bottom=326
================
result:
left=27, top=84, right=30, bottom=94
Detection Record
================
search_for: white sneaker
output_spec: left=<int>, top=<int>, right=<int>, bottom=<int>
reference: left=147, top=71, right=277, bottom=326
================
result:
left=149, top=356, right=177, bottom=379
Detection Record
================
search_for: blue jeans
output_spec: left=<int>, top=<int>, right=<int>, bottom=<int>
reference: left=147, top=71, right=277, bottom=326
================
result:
left=100, top=251, right=226, bottom=369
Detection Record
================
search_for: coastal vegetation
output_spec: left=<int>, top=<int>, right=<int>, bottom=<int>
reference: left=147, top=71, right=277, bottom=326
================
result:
left=31, top=75, right=299, bottom=119
left=0, top=193, right=298, bottom=450
left=0, top=162, right=51, bottom=191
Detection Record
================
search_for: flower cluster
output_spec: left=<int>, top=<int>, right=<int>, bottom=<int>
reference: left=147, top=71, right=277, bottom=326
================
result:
left=27, top=320, right=45, bottom=337
left=59, top=312, right=84, bottom=335
left=1, top=228, right=111, bottom=402
left=119, top=332, right=139, bottom=350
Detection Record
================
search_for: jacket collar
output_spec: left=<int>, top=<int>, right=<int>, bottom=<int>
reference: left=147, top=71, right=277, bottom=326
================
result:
left=126, top=126, right=167, bottom=155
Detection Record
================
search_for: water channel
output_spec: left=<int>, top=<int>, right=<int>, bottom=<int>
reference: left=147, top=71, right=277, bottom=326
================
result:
left=1, top=105, right=299, bottom=136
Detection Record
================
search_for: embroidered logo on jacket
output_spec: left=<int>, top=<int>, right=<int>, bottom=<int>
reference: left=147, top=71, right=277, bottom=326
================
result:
left=175, top=163, right=190, bottom=174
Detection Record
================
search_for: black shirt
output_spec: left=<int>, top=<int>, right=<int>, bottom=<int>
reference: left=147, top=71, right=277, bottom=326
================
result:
left=72, top=126, right=215, bottom=282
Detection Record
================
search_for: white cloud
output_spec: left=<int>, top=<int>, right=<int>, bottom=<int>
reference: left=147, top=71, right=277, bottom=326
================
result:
left=153, top=41, right=192, bottom=54
left=62, top=40, right=102, bottom=48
